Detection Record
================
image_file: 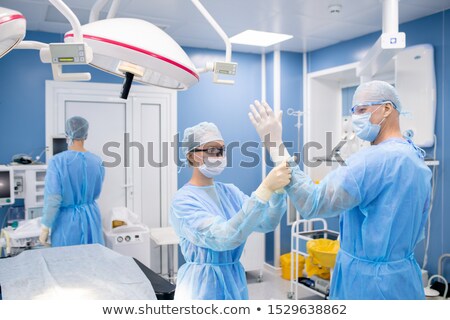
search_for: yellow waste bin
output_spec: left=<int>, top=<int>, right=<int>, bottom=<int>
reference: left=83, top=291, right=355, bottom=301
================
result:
left=280, top=253, right=305, bottom=280
left=305, top=239, right=339, bottom=280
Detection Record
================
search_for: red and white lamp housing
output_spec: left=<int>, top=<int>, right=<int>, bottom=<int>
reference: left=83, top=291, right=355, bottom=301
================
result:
left=64, top=18, right=199, bottom=91
left=0, top=7, right=26, bottom=58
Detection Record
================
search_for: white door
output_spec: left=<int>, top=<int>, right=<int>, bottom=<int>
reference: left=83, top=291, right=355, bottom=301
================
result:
left=65, top=99, right=131, bottom=228
left=132, top=100, right=162, bottom=272
left=46, top=81, right=178, bottom=274
left=131, top=95, right=177, bottom=273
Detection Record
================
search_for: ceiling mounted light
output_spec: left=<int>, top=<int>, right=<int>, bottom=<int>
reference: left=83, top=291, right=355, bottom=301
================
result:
left=64, top=18, right=200, bottom=92
left=230, top=30, right=293, bottom=47
left=0, top=7, right=26, bottom=58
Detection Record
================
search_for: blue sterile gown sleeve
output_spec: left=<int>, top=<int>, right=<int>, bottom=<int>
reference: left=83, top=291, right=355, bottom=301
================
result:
left=169, top=182, right=286, bottom=300
left=286, top=138, right=432, bottom=299
left=42, top=150, right=105, bottom=247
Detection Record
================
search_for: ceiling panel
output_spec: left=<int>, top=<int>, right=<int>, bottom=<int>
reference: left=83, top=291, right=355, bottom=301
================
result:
left=2, top=0, right=450, bottom=53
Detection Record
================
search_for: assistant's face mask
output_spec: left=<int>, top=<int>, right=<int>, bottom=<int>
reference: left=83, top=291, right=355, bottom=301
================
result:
left=199, top=157, right=227, bottom=178
left=351, top=105, right=386, bottom=142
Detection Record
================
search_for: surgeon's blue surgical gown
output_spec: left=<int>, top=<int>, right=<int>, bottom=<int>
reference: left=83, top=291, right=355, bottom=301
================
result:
left=170, top=182, right=286, bottom=299
left=286, top=138, right=431, bottom=299
left=42, top=150, right=105, bottom=247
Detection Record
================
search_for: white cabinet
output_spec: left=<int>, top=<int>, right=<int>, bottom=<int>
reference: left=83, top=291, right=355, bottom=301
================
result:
left=12, top=165, right=47, bottom=220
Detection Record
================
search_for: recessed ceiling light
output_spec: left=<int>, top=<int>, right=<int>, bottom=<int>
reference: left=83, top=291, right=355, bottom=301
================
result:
left=230, top=30, right=293, bottom=47
left=328, top=4, right=342, bottom=15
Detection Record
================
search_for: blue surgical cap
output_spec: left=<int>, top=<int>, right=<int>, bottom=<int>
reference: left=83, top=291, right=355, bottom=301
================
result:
left=352, top=80, right=402, bottom=112
left=66, top=116, right=89, bottom=140
left=181, top=122, right=223, bottom=157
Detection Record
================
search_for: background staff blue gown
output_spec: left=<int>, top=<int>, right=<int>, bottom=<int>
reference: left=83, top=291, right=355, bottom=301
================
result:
left=42, top=150, right=105, bottom=247
left=170, top=182, right=286, bottom=300
left=286, top=138, right=431, bottom=299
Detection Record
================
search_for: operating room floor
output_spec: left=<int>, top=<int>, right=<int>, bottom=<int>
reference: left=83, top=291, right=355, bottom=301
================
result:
left=246, top=267, right=324, bottom=300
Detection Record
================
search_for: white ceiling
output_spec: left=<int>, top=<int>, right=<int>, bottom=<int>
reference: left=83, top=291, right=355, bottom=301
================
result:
left=3, top=0, right=450, bottom=53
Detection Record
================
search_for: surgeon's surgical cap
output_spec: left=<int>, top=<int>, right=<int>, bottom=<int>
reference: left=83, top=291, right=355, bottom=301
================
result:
left=352, top=80, right=402, bottom=112
left=66, top=116, right=89, bottom=140
left=181, top=122, right=224, bottom=157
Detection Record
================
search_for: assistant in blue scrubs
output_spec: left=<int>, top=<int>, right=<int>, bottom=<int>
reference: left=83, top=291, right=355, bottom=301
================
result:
left=40, top=116, right=105, bottom=247
left=170, top=122, right=290, bottom=300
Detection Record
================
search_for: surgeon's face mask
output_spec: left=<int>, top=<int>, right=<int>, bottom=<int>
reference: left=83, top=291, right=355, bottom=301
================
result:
left=198, top=157, right=227, bottom=178
left=351, top=104, right=386, bottom=142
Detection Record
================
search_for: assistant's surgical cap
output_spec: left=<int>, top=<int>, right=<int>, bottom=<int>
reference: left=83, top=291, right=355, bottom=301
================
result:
left=66, top=116, right=89, bottom=140
left=352, top=80, right=402, bottom=112
left=181, top=122, right=223, bottom=156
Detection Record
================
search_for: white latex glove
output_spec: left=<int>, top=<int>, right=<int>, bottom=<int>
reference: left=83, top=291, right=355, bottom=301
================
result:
left=248, top=100, right=290, bottom=165
left=39, top=226, right=50, bottom=246
left=255, top=160, right=292, bottom=202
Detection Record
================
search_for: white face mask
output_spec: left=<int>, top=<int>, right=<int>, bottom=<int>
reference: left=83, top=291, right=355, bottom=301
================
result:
left=351, top=105, right=385, bottom=142
left=198, top=157, right=227, bottom=178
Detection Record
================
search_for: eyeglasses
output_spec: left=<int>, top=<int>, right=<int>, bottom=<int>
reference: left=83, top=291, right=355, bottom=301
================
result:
left=350, top=100, right=392, bottom=115
left=192, top=146, right=226, bottom=157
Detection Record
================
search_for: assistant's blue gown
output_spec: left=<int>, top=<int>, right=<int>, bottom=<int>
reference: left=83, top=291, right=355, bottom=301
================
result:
left=170, top=182, right=286, bottom=300
left=42, top=150, right=105, bottom=247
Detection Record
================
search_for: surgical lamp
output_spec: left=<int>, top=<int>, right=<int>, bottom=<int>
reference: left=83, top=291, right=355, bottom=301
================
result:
left=2, top=0, right=199, bottom=98
left=63, top=17, right=200, bottom=97
left=1, top=0, right=237, bottom=99
left=0, top=7, right=26, bottom=58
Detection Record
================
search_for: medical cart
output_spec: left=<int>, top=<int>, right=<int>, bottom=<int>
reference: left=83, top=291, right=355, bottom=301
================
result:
left=288, top=218, right=339, bottom=300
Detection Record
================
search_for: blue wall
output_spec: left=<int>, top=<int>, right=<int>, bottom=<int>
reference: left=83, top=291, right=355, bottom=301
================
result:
left=308, top=11, right=450, bottom=278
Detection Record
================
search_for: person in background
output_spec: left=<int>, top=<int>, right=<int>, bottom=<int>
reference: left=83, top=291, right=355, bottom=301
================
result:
left=248, top=80, right=432, bottom=299
left=39, top=116, right=105, bottom=247
left=170, top=122, right=291, bottom=299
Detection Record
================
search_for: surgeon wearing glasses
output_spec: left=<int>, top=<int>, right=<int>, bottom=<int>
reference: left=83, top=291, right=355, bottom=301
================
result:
left=170, top=122, right=291, bottom=299
left=248, top=80, right=432, bottom=299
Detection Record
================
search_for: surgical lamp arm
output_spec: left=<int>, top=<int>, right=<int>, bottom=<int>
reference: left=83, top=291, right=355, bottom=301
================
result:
left=16, top=40, right=91, bottom=81
left=10, top=1, right=91, bottom=81
left=191, top=0, right=237, bottom=85
left=357, top=0, right=405, bottom=82
left=16, top=41, right=48, bottom=50
left=90, top=0, right=109, bottom=22
left=44, top=0, right=92, bottom=81
left=191, top=0, right=231, bottom=62
left=106, top=0, right=121, bottom=19
left=89, top=0, right=121, bottom=22
left=49, top=0, right=83, bottom=42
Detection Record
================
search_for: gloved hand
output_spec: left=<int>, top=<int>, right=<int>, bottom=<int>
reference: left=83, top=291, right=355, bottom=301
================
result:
left=39, top=227, right=50, bottom=246
left=255, top=160, right=292, bottom=202
left=248, top=100, right=290, bottom=165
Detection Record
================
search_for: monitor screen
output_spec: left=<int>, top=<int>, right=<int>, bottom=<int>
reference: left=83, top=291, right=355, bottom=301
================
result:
left=53, top=137, right=68, bottom=155
left=0, top=168, right=14, bottom=205
left=0, top=171, right=10, bottom=198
